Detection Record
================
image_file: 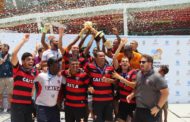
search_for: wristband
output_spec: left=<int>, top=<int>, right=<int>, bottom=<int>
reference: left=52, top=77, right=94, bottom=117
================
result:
left=156, top=105, right=161, bottom=110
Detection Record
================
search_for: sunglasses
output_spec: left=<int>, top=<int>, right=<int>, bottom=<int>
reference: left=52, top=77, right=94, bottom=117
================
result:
left=71, top=63, right=79, bottom=66
left=139, top=61, right=147, bottom=64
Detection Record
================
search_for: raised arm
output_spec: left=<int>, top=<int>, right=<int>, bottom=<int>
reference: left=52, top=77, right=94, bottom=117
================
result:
left=112, top=27, right=121, bottom=44
left=41, top=33, right=49, bottom=50
left=112, top=38, right=128, bottom=69
left=112, top=56, right=119, bottom=70
left=41, top=23, right=51, bottom=50
left=67, top=28, right=86, bottom=51
left=32, top=42, right=40, bottom=57
left=58, top=27, right=65, bottom=55
left=78, top=30, right=90, bottom=49
left=11, top=34, right=30, bottom=66
left=102, top=35, right=114, bottom=58
left=83, top=35, right=95, bottom=55
left=112, top=72, right=136, bottom=88
left=101, top=35, right=107, bottom=54
left=114, top=38, right=127, bottom=58
left=90, top=27, right=101, bottom=51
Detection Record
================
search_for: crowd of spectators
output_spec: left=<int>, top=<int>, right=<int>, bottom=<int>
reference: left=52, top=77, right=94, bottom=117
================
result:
left=0, top=0, right=154, bottom=19
left=128, top=7, right=190, bottom=35
left=1, top=0, right=189, bottom=35
left=0, top=23, right=39, bottom=33
left=0, top=14, right=124, bottom=34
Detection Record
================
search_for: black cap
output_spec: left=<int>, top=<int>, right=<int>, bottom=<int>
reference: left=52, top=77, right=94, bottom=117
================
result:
left=47, top=58, right=58, bottom=67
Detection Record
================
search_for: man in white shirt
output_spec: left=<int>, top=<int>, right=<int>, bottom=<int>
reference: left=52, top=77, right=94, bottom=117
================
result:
left=41, top=38, right=62, bottom=68
left=34, top=58, right=65, bottom=122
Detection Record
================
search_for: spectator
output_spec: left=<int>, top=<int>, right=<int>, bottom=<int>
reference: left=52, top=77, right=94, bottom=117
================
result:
left=0, top=42, right=2, bottom=52
left=130, top=40, right=140, bottom=53
left=116, top=43, right=142, bottom=69
left=158, top=65, right=169, bottom=122
left=0, top=44, right=13, bottom=112
left=34, top=47, right=45, bottom=70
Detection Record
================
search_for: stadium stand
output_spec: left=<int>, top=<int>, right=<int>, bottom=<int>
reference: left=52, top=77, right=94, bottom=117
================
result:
left=128, top=7, right=190, bottom=35
left=0, top=0, right=155, bottom=18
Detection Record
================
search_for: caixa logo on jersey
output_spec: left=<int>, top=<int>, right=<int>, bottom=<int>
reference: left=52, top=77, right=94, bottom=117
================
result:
left=22, top=78, right=34, bottom=84
left=175, top=91, right=181, bottom=96
left=93, top=78, right=102, bottom=82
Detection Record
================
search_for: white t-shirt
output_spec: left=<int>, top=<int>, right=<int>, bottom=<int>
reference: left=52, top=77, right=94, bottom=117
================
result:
left=42, top=49, right=62, bottom=61
left=34, top=72, right=65, bottom=107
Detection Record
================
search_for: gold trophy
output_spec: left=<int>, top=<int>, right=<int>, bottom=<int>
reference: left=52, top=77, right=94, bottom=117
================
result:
left=79, top=21, right=93, bottom=38
left=84, top=21, right=93, bottom=30
left=94, top=30, right=104, bottom=42
left=42, top=23, right=51, bottom=33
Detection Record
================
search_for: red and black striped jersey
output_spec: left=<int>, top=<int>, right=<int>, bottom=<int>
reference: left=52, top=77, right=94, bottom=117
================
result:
left=63, top=50, right=92, bottom=70
left=118, top=69, right=137, bottom=104
left=62, top=70, right=89, bottom=108
left=85, top=62, right=114, bottom=102
left=11, top=63, right=38, bottom=104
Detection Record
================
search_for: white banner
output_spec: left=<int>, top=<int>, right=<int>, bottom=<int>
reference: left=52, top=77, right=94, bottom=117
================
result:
left=0, top=33, right=190, bottom=104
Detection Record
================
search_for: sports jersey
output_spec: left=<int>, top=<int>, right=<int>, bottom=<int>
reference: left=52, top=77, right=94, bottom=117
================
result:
left=85, top=62, right=114, bottom=102
left=63, top=50, right=92, bottom=69
left=118, top=69, right=137, bottom=103
left=11, top=63, right=38, bottom=104
left=117, top=51, right=141, bottom=69
left=34, top=72, right=64, bottom=107
left=42, top=49, right=62, bottom=62
left=62, top=70, right=89, bottom=108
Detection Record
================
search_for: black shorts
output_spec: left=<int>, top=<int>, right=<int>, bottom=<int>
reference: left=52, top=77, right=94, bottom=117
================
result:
left=65, top=106, right=88, bottom=122
left=11, top=103, right=33, bottom=122
left=36, top=105, right=60, bottom=122
left=117, top=102, right=136, bottom=121
left=93, top=101, right=113, bottom=122
left=134, top=107, right=161, bottom=122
